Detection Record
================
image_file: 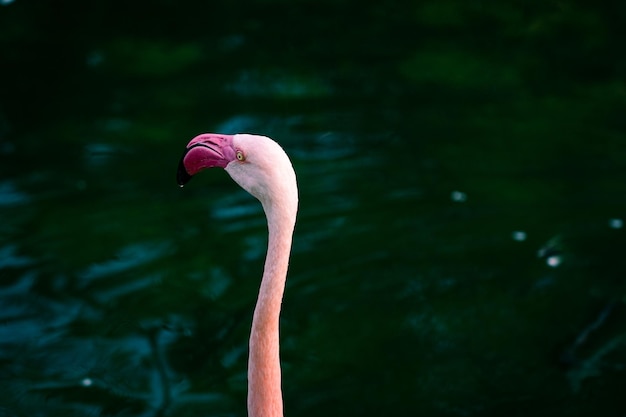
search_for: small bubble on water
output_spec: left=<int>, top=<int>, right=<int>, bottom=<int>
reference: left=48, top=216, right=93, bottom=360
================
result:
left=451, top=190, right=467, bottom=202
left=609, top=218, right=623, bottom=229
left=81, top=378, right=93, bottom=387
left=546, top=255, right=561, bottom=268
left=512, top=231, right=527, bottom=241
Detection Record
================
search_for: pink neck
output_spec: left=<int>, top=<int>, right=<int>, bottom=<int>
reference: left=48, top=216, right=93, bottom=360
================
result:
left=247, top=208, right=295, bottom=417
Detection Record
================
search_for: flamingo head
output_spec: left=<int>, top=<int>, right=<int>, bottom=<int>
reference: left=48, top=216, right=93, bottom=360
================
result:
left=177, top=133, right=298, bottom=212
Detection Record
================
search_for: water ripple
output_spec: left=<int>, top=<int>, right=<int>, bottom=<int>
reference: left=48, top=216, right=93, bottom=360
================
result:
left=0, top=181, right=30, bottom=206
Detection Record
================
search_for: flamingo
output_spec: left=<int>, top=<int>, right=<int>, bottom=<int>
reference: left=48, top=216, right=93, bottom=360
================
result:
left=177, top=133, right=298, bottom=417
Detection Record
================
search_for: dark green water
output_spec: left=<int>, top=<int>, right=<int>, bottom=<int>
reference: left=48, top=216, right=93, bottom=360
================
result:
left=1, top=1, right=626, bottom=416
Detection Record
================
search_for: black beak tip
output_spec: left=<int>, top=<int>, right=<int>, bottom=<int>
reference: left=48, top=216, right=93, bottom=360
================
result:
left=177, top=157, right=192, bottom=187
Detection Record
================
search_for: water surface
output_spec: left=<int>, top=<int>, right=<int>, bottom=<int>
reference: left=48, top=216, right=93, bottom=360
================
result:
left=1, top=1, right=625, bottom=416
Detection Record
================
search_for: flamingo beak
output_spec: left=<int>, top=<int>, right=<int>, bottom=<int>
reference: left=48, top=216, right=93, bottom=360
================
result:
left=177, top=134, right=236, bottom=186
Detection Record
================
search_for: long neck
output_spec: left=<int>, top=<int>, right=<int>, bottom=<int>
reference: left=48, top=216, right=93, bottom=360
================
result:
left=247, top=203, right=296, bottom=417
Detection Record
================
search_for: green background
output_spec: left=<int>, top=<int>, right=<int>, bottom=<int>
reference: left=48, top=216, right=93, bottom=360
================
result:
left=1, top=1, right=625, bottom=416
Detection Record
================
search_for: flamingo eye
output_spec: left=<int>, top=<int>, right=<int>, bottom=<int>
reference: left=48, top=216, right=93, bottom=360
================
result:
left=236, top=150, right=245, bottom=161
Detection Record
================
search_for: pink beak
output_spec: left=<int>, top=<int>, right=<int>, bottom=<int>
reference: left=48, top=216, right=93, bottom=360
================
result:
left=177, top=133, right=236, bottom=186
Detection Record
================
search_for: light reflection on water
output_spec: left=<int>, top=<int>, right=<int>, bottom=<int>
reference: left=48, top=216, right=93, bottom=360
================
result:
left=0, top=180, right=30, bottom=206
left=0, top=244, right=33, bottom=269
left=78, top=241, right=172, bottom=281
